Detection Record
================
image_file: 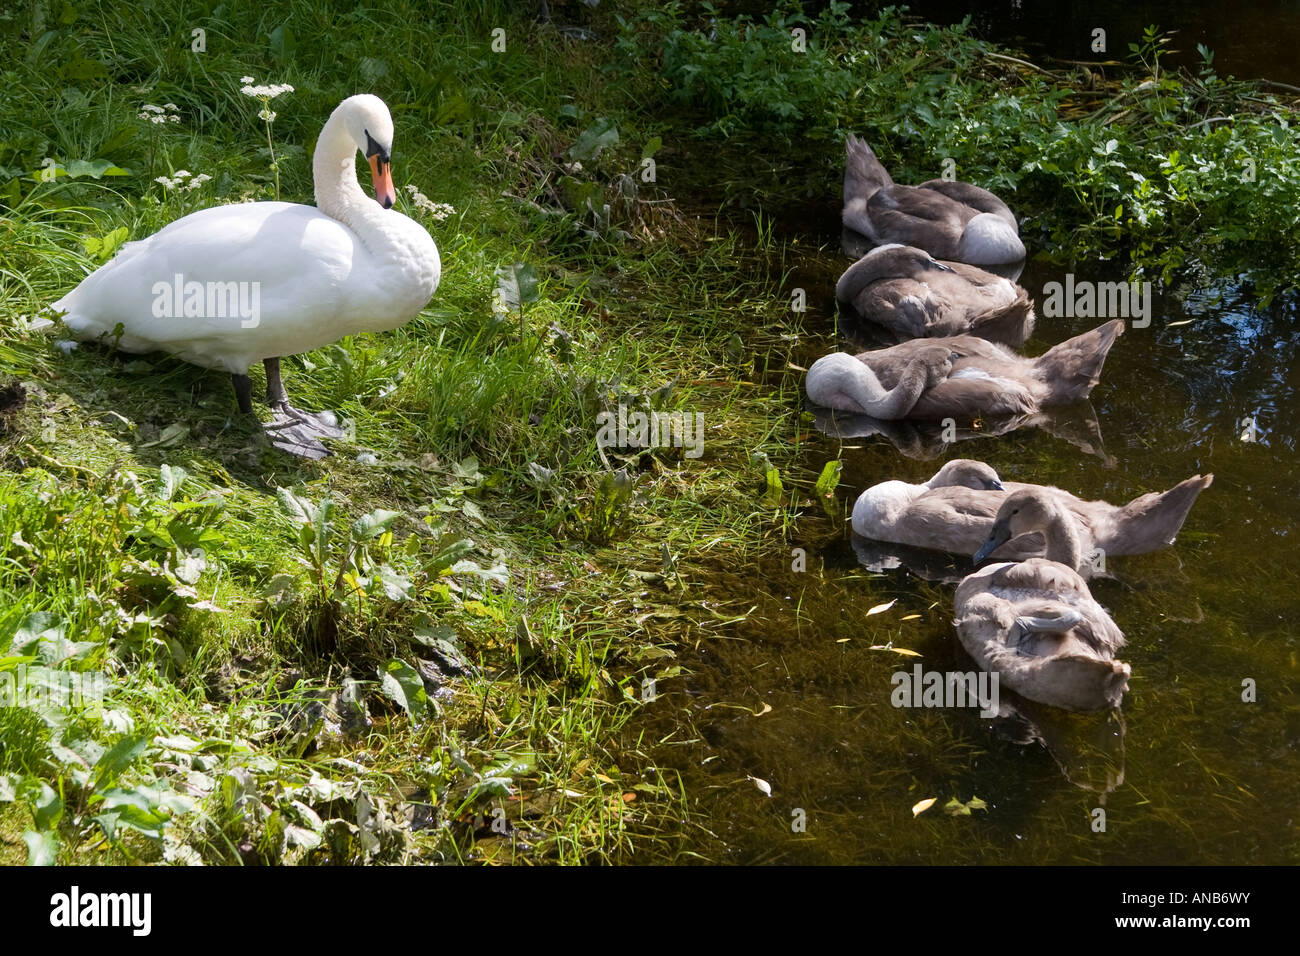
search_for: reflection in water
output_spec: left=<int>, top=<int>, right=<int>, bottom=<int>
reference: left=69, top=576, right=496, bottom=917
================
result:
left=992, top=695, right=1127, bottom=797
left=813, top=401, right=1113, bottom=465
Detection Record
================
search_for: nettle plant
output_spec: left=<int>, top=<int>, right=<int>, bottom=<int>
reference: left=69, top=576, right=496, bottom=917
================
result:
left=271, top=464, right=498, bottom=623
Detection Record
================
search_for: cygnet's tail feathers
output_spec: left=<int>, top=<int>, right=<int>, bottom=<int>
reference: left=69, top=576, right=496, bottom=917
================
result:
left=1107, top=474, right=1214, bottom=555
left=843, top=134, right=894, bottom=237
left=1034, top=319, right=1124, bottom=403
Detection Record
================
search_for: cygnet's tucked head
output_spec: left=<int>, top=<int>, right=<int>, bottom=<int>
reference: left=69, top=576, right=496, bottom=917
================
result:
left=928, top=459, right=1004, bottom=491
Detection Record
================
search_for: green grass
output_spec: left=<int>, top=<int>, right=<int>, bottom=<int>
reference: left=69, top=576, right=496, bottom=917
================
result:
left=0, top=0, right=826, bottom=864
left=3, top=0, right=1296, bottom=865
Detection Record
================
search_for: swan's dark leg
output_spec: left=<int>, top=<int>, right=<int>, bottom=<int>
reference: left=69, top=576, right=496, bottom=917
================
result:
left=265, top=355, right=289, bottom=406
left=260, top=357, right=348, bottom=459
left=232, top=373, right=254, bottom=415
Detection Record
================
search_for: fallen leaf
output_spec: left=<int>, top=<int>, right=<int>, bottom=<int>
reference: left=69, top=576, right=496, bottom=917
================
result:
left=753, top=702, right=772, bottom=716
left=912, top=797, right=937, bottom=817
left=866, top=599, right=897, bottom=616
left=899, top=614, right=921, bottom=621
left=747, top=775, right=772, bottom=797
left=868, top=644, right=922, bottom=657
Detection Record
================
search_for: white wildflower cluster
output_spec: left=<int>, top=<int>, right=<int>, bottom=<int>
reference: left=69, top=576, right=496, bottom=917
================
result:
left=154, top=169, right=212, bottom=191
left=239, top=77, right=294, bottom=100
left=405, top=185, right=455, bottom=222
left=138, top=103, right=180, bottom=124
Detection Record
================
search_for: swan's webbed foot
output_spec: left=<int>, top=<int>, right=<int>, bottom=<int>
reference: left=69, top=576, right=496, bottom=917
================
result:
left=264, top=404, right=346, bottom=460
left=1011, top=609, right=1083, bottom=653
left=229, top=359, right=350, bottom=459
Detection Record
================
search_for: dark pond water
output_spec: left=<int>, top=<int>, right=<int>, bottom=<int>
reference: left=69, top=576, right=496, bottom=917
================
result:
left=643, top=240, right=1300, bottom=863
left=902, top=0, right=1300, bottom=86
left=720, top=0, right=1300, bottom=86
left=632, top=3, right=1300, bottom=862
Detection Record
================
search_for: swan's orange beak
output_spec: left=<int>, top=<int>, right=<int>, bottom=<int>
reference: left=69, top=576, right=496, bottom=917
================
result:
left=368, top=154, right=396, bottom=209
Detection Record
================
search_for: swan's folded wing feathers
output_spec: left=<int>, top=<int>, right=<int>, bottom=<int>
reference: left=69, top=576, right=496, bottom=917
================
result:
left=57, top=203, right=364, bottom=373
left=865, top=189, right=964, bottom=253
left=918, top=179, right=1017, bottom=223
left=990, top=558, right=1089, bottom=596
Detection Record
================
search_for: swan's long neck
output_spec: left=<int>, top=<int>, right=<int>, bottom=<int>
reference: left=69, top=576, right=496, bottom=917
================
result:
left=312, top=108, right=397, bottom=252
left=309, top=105, right=441, bottom=321
left=808, top=354, right=928, bottom=419
left=1038, top=503, right=1084, bottom=569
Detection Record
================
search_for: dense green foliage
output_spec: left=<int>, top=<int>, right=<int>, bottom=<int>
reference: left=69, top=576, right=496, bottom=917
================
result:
left=613, top=4, right=1300, bottom=298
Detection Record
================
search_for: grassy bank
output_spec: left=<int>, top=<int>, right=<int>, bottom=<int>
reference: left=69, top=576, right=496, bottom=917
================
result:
left=0, top=0, right=822, bottom=864
left=1, top=0, right=1297, bottom=865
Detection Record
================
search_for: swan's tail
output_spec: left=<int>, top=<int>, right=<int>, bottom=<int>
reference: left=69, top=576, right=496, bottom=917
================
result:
left=1033, top=320, right=1124, bottom=403
left=1104, top=474, right=1214, bottom=555
left=970, top=289, right=1035, bottom=344
left=843, top=134, right=893, bottom=237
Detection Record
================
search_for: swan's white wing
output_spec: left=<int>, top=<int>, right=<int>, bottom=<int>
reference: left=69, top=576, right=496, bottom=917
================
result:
left=53, top=202, right=367, bottom=373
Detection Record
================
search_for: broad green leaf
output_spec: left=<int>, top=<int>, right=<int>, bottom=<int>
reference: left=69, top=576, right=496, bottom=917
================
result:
left=374, top=565, right=413, bottom=601
left=350, top=509, right=401, bottom=541
left=813, top=459, right=842, bottom=498
left=82, top=226, right=129, bottom=261
left=9, top=612, right=65, bottom=654
left=276, top=487, right=314, bottom=523
left=269, top=23, right=296, bottom=60
left=761, top=464, right=784, bottom=507
left=92, top=736, right=149, bottom=789
left=157, top=463, right=187, bottom=501
left=379, top=660, right=428, bottom=720
left=22, top=778, right=62, bottom=830
left=569, top=117, right=619, bottom=162
left=427, top=538, right=474, bottom=574
left=494, top=262, right=540, bottom=311
left=312, top=496, right=336, bottom=569
left=64, top=159, right=127, bottom=179
left=23, top=830, right=58, bottom=866
left=173, top=548, right=206, bottom=586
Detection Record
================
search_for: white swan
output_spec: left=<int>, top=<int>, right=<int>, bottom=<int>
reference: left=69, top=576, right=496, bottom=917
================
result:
left=49, top=94, right=441, bottom=457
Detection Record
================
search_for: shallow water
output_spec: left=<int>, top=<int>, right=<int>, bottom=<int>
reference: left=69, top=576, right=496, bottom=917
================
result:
left=637, top=222, right=1300, bottom=865
left=904, top=0, right=1300, bottom=87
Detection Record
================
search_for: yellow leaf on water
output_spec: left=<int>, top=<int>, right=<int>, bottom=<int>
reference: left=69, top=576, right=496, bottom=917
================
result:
left=899, top=614, right=921, bottom=621
left=836, top=637, right=851, bottom=643
left=912, top=797, right=937, bottom=817
left=866, top=599, right=897, bottom=616
left=868, top=645, right=922, bottom=657
left=753, top=702, right=773, bottom=716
